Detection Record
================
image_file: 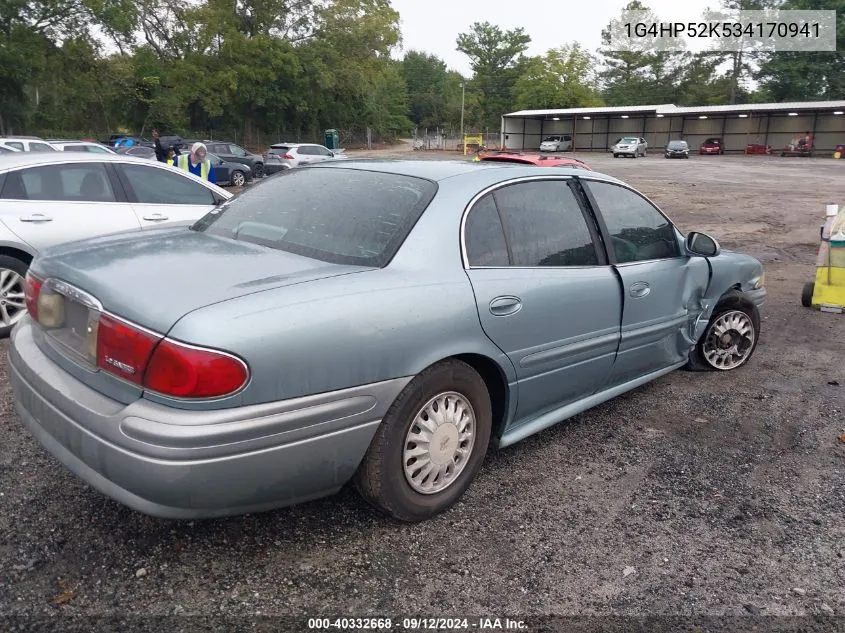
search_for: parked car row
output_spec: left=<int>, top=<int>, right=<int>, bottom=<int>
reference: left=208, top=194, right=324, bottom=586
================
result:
left=538, top=136, right=732, bottom=157
left=7, top=155, right=766, bottom=524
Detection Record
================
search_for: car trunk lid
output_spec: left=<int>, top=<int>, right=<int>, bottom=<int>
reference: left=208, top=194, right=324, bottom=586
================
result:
left=32, top=226, right=372, bottom=337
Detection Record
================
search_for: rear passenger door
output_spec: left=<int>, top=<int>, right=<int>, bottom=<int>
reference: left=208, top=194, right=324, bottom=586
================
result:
left=115, top=163, right=222, bottom=227
left=582, top=179, right=710, bottom=386
left=463, top=177, right=622, bottom=423
left=0, top=163, right=140, bottom=251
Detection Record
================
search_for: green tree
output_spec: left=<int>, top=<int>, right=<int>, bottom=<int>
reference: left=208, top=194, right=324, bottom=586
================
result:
left=756, top=0, right=845, bottom=100
left=598, top=0, right=685, bottom=105
left=513, top=44, right=603, bottom=110
left=456, top=21, right=531, bottom=130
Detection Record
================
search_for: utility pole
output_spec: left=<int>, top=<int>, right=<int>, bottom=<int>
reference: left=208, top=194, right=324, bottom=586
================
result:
left=459, top=81, right=466, bottom=148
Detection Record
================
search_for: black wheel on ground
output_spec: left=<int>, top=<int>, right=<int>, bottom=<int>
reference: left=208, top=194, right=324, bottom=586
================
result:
left=801, top=281, right=815, bottom=308
left=0, top=255, right=30, bottom=338
left=252, top=163, right=264, bottom=178
left=685, top=292, right=761, bottom=372
left=353, top=359, right=492, bottom=522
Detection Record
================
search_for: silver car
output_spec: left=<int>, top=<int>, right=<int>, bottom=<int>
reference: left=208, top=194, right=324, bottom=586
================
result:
left=0, top=152, right=231, bottom=336
left=612, top=137, right=648, bottom=158
left=263, top=142, right=347, bottom=173
left=10, top=161, right=766, bottom=522
left=539, top=135, right=573, bottom=152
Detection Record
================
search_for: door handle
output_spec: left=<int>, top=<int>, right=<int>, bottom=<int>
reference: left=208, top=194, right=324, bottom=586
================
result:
left=489, top=296, right=522, bottom=316
left=142, top=213, right=169, bottom=221
left=19, top=214, right=53, bottom=223
left=629, top=281, right=651, bottom=298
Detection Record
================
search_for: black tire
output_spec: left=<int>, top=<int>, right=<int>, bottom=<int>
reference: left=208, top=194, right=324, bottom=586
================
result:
left=0, top=255, right=30, bottom=339
left=685, top=292, right=761, bottom=372
left=613, top=154, right=618, bottom=158
left=353, top=359, right=492, bottom=522
left=252, top=162, right=264, bottom=178
left=801, top=281, right=815, bottom=308
left=230, top=170, right=246, bottom=187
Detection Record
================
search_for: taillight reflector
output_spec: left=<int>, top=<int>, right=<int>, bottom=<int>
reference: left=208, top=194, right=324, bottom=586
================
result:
left=144, top=339, right=248, bottom=399
left=96, top=314, right=160, bottom=384
left=283, top=153, right=294, bottom=159
left=24, top=272, right=43, bottom=321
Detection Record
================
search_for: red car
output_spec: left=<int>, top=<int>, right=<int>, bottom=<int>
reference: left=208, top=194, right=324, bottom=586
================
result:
left=699, top=137, right=724, bottom=155
left=477, top=151, right=592, bottom=170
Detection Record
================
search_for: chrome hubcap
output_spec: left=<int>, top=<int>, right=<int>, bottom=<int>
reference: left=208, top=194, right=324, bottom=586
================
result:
left=233, top=173, right=244, bottom=186
left=0, top=268, right=26, bottom=328
left=403, top=391, right=476, bottom=495
left=703, top=310, right=755, bottom=370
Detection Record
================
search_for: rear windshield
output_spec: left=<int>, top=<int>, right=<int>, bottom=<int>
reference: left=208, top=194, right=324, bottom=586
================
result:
left=620, top=137, right=639, bottom=143
left=705, top=138, right=720, bottom=143
left=192, top=167, right=437, bottom=267
left=267, top=146, right=290, bottom=154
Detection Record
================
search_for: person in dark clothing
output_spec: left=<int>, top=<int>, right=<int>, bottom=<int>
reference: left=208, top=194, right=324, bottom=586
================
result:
left=151, top=129, right=168, bottom=162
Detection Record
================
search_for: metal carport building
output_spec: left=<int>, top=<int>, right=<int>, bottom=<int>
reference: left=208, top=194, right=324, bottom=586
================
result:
left=501, top=101, right=845, bottom=154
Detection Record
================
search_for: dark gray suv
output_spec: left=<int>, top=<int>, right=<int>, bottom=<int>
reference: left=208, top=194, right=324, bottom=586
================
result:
left=196, top=141, right=265, bottom=178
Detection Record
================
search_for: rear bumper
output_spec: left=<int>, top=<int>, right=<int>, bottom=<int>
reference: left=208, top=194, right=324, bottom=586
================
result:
left=9, top=320, right=410, bottom=519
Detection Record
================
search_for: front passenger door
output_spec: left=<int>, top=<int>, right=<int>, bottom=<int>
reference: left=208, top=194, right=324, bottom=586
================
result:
left=464, top=179, right=622, bottom=424
left=582, top=179, right=710, bottom=386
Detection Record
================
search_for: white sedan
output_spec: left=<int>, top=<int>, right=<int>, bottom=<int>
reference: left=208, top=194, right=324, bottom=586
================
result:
left=0, top=152, right=231, bottom=336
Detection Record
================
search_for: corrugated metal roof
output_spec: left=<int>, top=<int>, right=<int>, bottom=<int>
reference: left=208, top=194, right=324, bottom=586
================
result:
left=663, top=101, right=845, bottom=114
left=504, top=104, right=672, bottom=117
left=504, top=101, right=845, bottom=118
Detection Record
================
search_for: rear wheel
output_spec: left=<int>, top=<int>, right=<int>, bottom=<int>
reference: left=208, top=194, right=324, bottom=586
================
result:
left=686, top=294, right=760, bottom=372
left=230, top=170, right=246, bottom=187
left=353, top=359, right=492, bottom=522
left=252, top=162, right=264, bottom=178
left=613, top=153, right=618, bottom=158
left=801, top=281, right=815, bottom=307
left=0, top=255, right=29, bottom=338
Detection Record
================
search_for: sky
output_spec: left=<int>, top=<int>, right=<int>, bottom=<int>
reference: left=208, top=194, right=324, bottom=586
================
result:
left=388, top=0, right=716, bottom=76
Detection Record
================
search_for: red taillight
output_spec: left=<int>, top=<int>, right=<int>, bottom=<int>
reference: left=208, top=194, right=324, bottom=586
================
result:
left=283, top=153, right=294, bottom=159
left=144, top=339, right=248, bottom=399
left=24, top=272, right=43, bottom=321
left=96, top=314, right=161, bottom=384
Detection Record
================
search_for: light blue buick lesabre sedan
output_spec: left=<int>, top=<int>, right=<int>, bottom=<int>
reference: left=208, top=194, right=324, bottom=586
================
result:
left=9, top=160, right=766, bottom=522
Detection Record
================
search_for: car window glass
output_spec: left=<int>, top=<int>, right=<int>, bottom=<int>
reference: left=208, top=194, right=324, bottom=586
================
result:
left=493, top=180, right=598, bottom=267
left=298, top=146, right=316, bottom=155
left=62, top=145, right=88, bottom=152
left=229, top=145, right=248, bottom=157
left=316, top=146, right=332, bottom=156
left=89, top=145, right=111, bottom=153
left=121, top=164, right=215, bottom=205
left=193, top=168, right=437, bottom=267
left=465, top=193, right=509, bottom=267
left=0, top=163, right=116, bottom=202
left=29, top=142, right=56, bottom=152
left=585, top=181, right=680, bottom=263
left=268, top=146, right=289, bottom=154
left=6, top=142, right=24, bottom=151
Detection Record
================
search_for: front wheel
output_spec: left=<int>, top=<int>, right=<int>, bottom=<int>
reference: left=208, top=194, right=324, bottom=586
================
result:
left=0, top=255, right=30, bottom=338
left=353, top=359, right=492, bottom=522
left=686, top=294, right=760, bottom=371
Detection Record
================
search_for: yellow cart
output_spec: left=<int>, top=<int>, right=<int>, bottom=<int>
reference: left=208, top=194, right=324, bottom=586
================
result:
left=802, top=204, right=845, bottom=313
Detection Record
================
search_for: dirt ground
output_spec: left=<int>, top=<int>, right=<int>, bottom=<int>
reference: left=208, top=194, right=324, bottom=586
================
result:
left=0, top=149, right=844, bottom=629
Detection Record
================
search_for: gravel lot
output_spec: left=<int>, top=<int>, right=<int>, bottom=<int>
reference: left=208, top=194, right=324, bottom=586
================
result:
left=1, top=151, right=844, bottom=627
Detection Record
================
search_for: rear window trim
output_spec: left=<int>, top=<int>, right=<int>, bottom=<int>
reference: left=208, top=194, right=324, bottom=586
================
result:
left=192, top=165, right=439, bottom=269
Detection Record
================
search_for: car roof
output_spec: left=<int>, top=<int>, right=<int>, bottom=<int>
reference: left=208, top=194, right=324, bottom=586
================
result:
left=306, top=158, right=620, bottom=184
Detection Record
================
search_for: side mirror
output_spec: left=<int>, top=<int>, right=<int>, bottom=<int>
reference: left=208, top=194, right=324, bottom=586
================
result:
left=686, top=231, right=720, bottom=257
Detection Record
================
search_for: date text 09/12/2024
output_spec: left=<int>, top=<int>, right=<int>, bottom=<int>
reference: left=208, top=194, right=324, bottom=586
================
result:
left=307, top=618, right=528, bottom=630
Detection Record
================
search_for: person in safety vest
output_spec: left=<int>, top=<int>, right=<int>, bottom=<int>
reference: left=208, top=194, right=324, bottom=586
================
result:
left=166, top=148, right=176, bottom=166
left=176, top=142, right=216, bottom=183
